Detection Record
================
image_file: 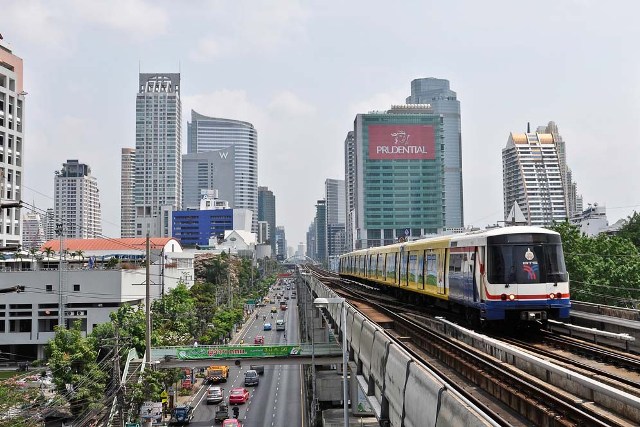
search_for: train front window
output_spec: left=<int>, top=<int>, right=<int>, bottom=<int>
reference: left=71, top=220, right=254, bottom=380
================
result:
left=487, top=243, right=568, bottom=284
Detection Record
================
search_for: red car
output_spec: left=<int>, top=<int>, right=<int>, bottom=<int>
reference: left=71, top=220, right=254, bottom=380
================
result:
left=229, top=387, right=250, bottom=404
left=222, top=420, right=242, bottom=427
left=254, top=335, right=265, bottom=345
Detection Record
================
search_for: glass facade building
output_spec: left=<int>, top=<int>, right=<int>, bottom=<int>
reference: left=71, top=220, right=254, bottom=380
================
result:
left=172, top=209, right=234, bottom=247
left=187, top=111, right=258, bottom=233
left=351, top=106, right=444, bottom=249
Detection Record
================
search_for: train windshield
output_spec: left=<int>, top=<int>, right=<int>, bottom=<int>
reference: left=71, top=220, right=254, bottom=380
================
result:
left=487, top=234, right=568, bottom=284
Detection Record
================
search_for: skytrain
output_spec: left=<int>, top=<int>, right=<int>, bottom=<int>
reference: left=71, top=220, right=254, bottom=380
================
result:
left=339, top=226, right=570, bottom=326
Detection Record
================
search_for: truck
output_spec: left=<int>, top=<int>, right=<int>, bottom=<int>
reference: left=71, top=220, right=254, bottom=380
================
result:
left=206, top=365, right=229, bottom=384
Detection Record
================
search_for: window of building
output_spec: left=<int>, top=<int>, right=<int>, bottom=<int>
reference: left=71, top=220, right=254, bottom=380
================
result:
left=46, top=284, right=53, bottom=292
left=73, top=284, right=80, bottom=292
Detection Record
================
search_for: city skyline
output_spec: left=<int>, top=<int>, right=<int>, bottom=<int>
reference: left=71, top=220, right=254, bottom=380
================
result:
left=3, top=1, right=640, bottom=245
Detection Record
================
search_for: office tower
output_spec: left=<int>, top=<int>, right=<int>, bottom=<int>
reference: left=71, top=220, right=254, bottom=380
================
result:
left=121, top=148, right=136, bottom=237
left=406, top=78, right=463, bottom=228
left=182, top=148, right=236, bottom=210
left=135, top=73, right=182, bottom=237
left=503, top=124, right=572, bottom=226
left=54, top=160, right=102, bottom=239
left=536, top=121, right=583, bottom=218
left=275, top=226, right=286, bottom=261
left=257, top=221, right=270, bottom=244
left=258, top=186, right=276, bottom=254
left=187, top=110, right=258, bottom=232
left=349, top=105, right=445, bottom=249
left=306, top=220, right=316, bottom=261
left=43, top=208, right=55, bottom=241
left=344, top=131, right=356, bottom=251
left=0, top=38, right=25, bottom=248
left=21, top=209, right=44, bottom=250
left=325, top=179, right=346, bottom=259
left=315, top=200, right=327, bottom=265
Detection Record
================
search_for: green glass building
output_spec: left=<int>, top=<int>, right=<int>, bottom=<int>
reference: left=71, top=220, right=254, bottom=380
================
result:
left=351, top=105, right=444, bottom=249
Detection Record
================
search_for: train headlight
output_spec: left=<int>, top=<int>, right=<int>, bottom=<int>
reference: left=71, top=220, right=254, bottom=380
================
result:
left=501, top=293, right=507, bottom=301
left=549, top=293, right=556, bottom=299
left=508, top=294, right=516, bottom=301
left=556, top=292, right=562, bottom=299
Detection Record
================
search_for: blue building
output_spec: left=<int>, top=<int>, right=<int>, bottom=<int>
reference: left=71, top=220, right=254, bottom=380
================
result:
left=172, top=209, right=234, bottom=247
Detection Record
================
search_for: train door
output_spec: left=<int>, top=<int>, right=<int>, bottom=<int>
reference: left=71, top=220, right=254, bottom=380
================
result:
left=474, top=247, right=483, bottom=302
left=462, top=248, right=477, bottom=303
left=437, top=248, right=446, bottom=295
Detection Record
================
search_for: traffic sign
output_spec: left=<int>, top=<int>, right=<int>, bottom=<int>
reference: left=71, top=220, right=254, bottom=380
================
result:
left=404, top=228, right=410, bottom=236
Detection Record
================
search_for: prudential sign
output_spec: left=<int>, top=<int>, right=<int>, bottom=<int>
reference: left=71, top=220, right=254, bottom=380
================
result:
left=368, top=124, right=435, bottom=160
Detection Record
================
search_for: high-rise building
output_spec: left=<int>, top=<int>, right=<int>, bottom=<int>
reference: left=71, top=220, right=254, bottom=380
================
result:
left=344, top=131, right=356, bottom=251
left=54, top=160, right=102, bottom=239
left=21, top=209, right=44, bottom=251
left=135, top=73, right=182, bottom=237
left=258, top=186, right=276, bottom=254
left=502, top=124, right=578, bottom=226
left=121, top=148, right=136, bottom=237
left=275, top=226, right=286, bottom=261
left=349, top=105, right=445, bottom=249
left=325, top=179, right=346, bottom=259
left=536, top=121, right=583, bottom=218
left=306, top=220, right=316, bottom=261
left=187, top=110, right=258, bottom=232
left=43, top=208, right=55, bottom=241
left=257, top=221, right=269, bottom=245
left=182, top=148, right=236, bottom=210
left=315, top=200, right=327, bottom=265
left=0, top=38, right=25, bottom=248
left=406, top=78, right=463, bottom=228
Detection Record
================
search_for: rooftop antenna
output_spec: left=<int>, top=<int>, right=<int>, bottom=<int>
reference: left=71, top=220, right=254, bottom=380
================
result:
left=527, top=122, right=530, bottom=133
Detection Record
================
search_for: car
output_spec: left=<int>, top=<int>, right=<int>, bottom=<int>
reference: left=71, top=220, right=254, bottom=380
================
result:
left=275, top=319, right=285, bottom=331
left=229, top=387, right=250, bottom=404
left=270, top=307, right=277, bottom=313
left=222, top=420, right=242, bottom=427
left=170, top=405, right=193, bottom=424
left=254, top=335, right=265, bottom=344
left=206, top=386, right=224, bottom=404
left=263, top=322, right=272, bottom=331
left=249, top=364, right=264, bottom=375
left=244, top=369, right=259, bottom=386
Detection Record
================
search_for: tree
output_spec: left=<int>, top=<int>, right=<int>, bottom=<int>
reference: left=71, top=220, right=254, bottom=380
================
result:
left=152, top=283, right=197, bottom=345
left=46, top=321, right=107, bottom=417
left=28, top=247, right=40, bottom=270
left=616, top=211, right=640, bottom=250
left=42, top=246, right=55, bottom=260
left=551, top=222, right=640, bottom=306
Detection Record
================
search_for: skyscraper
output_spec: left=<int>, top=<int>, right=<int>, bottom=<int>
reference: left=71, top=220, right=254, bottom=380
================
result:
left=258, top=186, right=276, bottom=254
left=344, top=131, right=356, bottom=251
left=187, top=110, right=258, bottom=232
left=43, top=208, right=55, bottom=241
left=0, top=38, right=25, bottom=248
left=121, top=148, right=136, bottom=237
left=54, top=160, right=102, bottom=239
left=135, top=73, right=182, bottom=237
left=406, top=78, right=463, bottom=228
left=275, top=226, right=286, bottom=261
left=315, top=200, right=327, bottom=265
left=21, top=209, right=44, bottom=251
left=325, top=179, right=346, bottom=259
left=502, top=123, right=579, bottom=226
left=349, top=105, right=445, bottom=249
left=182, top=148, right=236, bottom=210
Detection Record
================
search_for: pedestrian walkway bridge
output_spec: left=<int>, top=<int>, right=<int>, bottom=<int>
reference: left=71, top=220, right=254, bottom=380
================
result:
left=151, top=343, right=343, bottom=368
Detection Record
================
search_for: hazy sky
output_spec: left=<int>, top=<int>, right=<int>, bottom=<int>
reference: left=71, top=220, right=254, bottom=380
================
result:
left=2, top=0, right=640, bottom=246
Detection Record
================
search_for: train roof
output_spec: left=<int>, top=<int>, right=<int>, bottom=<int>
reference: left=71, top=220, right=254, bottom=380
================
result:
left=341, top=226, right=559, bottom=257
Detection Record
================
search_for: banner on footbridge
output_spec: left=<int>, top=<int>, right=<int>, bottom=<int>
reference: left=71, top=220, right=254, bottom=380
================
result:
left=176, top=345, right=302, bottom=360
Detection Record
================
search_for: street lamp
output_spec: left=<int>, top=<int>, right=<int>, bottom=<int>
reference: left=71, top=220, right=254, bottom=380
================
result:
left=313, top=297, right=349, bottom=427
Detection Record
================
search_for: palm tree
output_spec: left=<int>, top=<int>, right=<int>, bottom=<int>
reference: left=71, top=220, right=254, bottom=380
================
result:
left=73, top=250, right=85, bottom=261
left=28, top=247, right=39, bottom=271
left=13, top=250, right=25, bottom=271
left=43, top=246, right=55, bottom=259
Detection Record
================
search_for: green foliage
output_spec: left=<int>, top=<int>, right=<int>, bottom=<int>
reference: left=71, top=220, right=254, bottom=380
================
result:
left=129, top=368, right=181, bottom=415
left=616, top=211, right=640, bottom=250
left=551, top=222, right=640, bottom=307
left=46, top=321, right=108, bottom=417
left=152, top=283, right=197, bottom=345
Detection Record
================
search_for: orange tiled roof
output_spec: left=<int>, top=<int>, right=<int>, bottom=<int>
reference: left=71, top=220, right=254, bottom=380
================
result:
left=40, top=237, right=174, bottom=252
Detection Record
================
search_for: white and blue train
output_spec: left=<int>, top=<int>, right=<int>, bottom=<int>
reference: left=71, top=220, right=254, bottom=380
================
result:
left=339, top=226, right=570, bottom=326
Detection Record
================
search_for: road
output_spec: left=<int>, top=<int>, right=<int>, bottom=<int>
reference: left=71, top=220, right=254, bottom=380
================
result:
left=185, top=285, right=303, bottom=426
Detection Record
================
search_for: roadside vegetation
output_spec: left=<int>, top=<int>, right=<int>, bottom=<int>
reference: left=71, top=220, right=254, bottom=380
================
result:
left=0, top=253, right=280, bottom=426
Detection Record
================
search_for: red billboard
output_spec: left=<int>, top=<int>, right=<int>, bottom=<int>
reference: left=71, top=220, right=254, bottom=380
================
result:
left=368, top=124, right=435, bottom=160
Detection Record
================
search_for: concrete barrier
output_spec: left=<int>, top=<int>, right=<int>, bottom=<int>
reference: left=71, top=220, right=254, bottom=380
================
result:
left=370, top=331, right=390, bottom=400
left=359, top=320, right=377, bottom=380
left=403, top=362, right=442, bottom=427
left=384, top=344, right=412, bottom=427
left=351, top=311, right=365, bottom=366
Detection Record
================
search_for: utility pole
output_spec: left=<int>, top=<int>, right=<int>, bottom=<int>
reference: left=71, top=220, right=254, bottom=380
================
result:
left=114, top=323, right=125, bottom=427
left=145, top=233, right=151, bottom=364
left=227, top=248, right=232, bottom=309
left=56, top=223, right=65, bottom=329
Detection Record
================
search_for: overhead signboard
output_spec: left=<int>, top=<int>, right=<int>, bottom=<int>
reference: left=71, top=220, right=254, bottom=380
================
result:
left=368, top=124, right=435, bottom=160
left=176, top=345, right=302, bottom=359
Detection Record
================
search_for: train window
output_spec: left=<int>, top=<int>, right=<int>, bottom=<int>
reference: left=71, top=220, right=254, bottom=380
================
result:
left=400, top=249, right=408, bottom=286
left=386, top=253, right=396, bottom=280
left=487, top=244, right=568, bottom=284
left=449, top=254, right=463, bottom=273
left=426, top=253, right=437, bottom=286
